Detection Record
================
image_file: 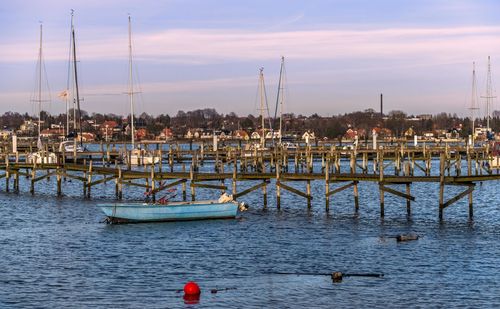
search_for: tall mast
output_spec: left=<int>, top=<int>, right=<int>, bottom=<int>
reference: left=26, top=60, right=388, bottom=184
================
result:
left=128, top=15, right=135, bottom=148
left=65, top=10, right=74, bottom=136
left=71, top=14, right=83, bottom=146
left=469, top=62, right=479, bottom=142
left=259, top=68, right=265, bottom=147
left=37, top=23, right=43, bottom=141
left=274, top=56, right=286, bottom=144
left=481, top=56, right=496, bottom=132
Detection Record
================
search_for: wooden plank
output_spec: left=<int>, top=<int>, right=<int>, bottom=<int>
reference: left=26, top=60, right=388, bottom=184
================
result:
left=121, top=181, right=150, bottom=189
left=443, top=185, right=475, bottom=209
left=151, top=179, right=187, bottom=194
left=413, top=161, right=426, bottom=172
left=326, top=181, right=355, bottom=197
left=379, top=184, right=415, bottom=201
left=62, top=173, right=87, bottom=182
left=277, top=181, right=311, bottom=199
left=233, top=182, right=266, bottom=199
left=33, top=170, right=57, bottom=183
left=88, top=175, right=116, bottom=187
left=190, top=182, right=227, bottom=190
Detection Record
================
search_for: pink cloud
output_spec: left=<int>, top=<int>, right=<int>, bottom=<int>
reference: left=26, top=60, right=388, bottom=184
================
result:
left=1, top=26, right=500, bottom=64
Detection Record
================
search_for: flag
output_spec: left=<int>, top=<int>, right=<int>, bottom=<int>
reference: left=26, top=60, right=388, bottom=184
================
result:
left=58, top=90, right=69, bottom=101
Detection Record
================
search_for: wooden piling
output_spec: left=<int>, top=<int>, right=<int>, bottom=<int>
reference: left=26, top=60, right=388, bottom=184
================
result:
left=406, top=183, right=411, bottom=216
left=379, top=150, right=384, bottom=217
left=353, top=181, right=359, bottom=213
left=182, top=164, right=187, bottom=201
left=325, top=161, right=330, bottom=212
left=262, top=180, right=267, bottom=208
left=57, top=167, right=62, bottom=196
left=439, top=153, right=445, bottom=220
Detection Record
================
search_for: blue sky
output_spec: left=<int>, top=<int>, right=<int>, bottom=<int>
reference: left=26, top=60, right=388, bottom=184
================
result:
left=0, top=0, right=499, bottom=117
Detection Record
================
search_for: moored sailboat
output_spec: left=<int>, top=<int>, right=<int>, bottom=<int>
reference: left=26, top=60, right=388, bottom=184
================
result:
left=27, top=23, right=57, bottom=164
left=123, top=15, right=159, bottom=166
left=59, top=10, right=87, bottom=157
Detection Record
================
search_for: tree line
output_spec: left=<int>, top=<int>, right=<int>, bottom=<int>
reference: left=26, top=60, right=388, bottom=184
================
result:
left=1, top=108, right=499, bottom=140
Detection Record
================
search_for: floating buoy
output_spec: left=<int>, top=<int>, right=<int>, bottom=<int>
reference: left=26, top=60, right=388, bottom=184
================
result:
left=184, top=281, right=201, bottom=295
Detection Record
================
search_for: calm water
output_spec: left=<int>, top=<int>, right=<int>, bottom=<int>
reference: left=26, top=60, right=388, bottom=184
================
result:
left=0, top=161, right=499, bottom=308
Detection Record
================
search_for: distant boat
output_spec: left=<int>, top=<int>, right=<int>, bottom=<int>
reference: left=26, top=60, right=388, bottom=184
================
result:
left=129, top=148, right=160, bottom=165
left=59, top=140, right=84, bottom=153
left=99, top=194, right=243, bottom=223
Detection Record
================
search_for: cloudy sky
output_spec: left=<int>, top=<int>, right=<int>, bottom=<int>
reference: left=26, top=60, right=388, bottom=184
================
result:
left=0, top=0, right=499, bottom=117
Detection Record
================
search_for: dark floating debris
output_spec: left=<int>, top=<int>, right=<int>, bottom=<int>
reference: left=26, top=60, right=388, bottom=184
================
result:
left=331, top=272, right=384, bottom=282
left=382, top=233, right=421, bottom=242
left=395, top=233, right=420, bottom=242
left=210, top=287, right=237, bottom=294
left=270, top=271, right=384, bottom=283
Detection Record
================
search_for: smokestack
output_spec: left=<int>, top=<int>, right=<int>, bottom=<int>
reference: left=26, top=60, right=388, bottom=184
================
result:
left=380, top=93, right=383, bottom=117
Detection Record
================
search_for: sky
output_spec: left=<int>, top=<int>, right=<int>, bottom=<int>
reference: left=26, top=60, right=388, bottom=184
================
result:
left=0, top=0, right=500, bottom=118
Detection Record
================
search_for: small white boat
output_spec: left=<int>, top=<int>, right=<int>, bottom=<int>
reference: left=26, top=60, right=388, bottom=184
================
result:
left=99, top=194, right=243, bottom=223
left=126, top=148, right=160, bottom=165
left=59, top=140, right=84, bottom=153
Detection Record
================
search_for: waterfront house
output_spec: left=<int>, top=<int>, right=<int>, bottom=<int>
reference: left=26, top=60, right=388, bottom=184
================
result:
left=19, top=120, right=38, bottom=134
left=0, top=129, right=13, bottom=140
left=40, top=128, right=64, bottom=139
left=233, top=130, right=249, bottom=140
left=158, top=127, right=173, bottom=140
left=135, top=128, right=148, bottom=141
left=251, top=130, right=263, bottom=140
left=77, top=132, right=96, bottom=142
left=404, top=127, right=415, bottom=138
left=302, top=131, right=315, bottom=141
left=344, top=128, right=358, bottom=139
left=100, top=120, right=119, bottom=139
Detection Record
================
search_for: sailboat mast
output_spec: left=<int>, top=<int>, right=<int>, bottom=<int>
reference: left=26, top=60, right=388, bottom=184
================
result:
left=470, top=62, right=479, bottom=142
left=65, top=10, right=74, bottom=136
left=483, top=56, right=496, bottom=132
left=128, top=15, right=135, bottom=149
left=278, top=56, right=285, bottom=144
left=37, top=23, right=43, bottom=140
left=71, top=18, right=83, bottom=146
left=259, top=68, right=265, bottom=147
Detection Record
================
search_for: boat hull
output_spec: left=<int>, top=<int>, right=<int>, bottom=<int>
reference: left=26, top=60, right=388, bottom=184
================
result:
left=489, top=156, right=500, bottom=168
left=26, top=152, right=57, bottom=164
left=129, top=155, right=160, bottom=166
left=98, top=200, right=238, bottom=223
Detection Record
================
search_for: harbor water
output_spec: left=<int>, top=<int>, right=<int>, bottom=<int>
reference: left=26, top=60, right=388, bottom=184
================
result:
left=0, top=161, right=499, bottom=308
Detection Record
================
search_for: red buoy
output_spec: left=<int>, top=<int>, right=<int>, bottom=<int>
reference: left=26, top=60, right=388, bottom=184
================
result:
left=184, top=281, right=201, bottom=295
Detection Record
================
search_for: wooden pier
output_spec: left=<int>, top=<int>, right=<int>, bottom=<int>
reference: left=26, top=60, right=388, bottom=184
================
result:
left=0, top=140, right=499, bottom=220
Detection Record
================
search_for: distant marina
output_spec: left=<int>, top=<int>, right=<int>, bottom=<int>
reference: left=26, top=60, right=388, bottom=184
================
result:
left=0, top=136, right=499, bottom=221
